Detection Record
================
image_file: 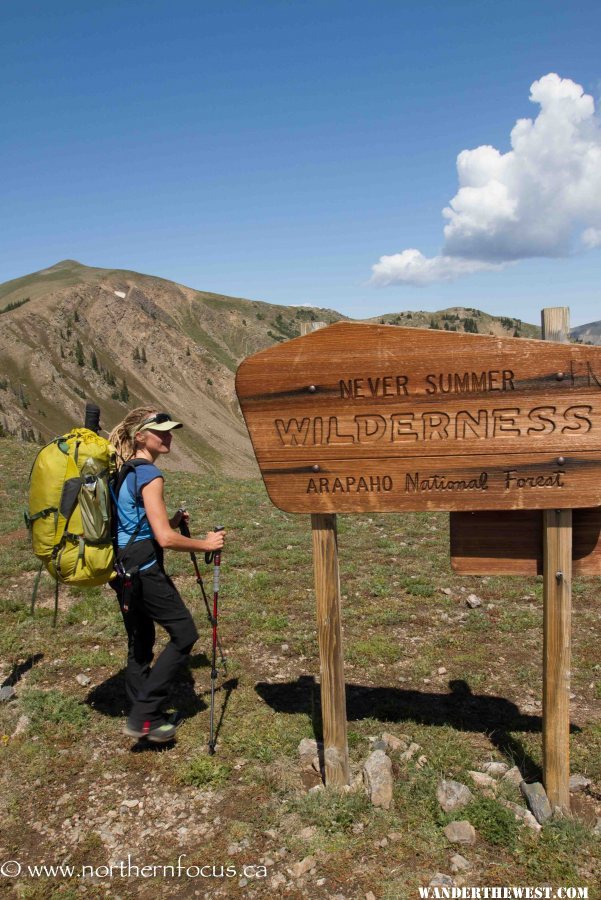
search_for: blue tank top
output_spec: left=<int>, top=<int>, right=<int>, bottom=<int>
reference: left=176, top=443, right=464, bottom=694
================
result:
left=116, top=462, right=163, bottom=570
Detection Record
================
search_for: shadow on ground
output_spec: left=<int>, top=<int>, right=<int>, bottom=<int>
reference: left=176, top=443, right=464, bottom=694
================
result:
left=257, top=677, right=581, bottom=781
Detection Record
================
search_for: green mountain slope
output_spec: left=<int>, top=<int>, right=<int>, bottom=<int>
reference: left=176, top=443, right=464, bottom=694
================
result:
left=0, top=259, right=542, bottom=474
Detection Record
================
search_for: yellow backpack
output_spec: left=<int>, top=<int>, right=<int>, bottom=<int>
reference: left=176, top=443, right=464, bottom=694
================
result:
left=26, top=428, right=116, bottom=588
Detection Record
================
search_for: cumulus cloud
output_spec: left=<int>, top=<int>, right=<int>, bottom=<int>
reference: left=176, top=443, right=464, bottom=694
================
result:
left=372, top=73, right=601, bottom=286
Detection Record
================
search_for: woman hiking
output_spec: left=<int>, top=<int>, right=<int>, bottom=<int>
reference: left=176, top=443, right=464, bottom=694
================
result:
left=108, top=407, right=225, bottom=743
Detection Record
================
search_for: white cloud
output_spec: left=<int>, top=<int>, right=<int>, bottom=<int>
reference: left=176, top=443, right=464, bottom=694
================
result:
left=372, top=73, right=601, bottom=286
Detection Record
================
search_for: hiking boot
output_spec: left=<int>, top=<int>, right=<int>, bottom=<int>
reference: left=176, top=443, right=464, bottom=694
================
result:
left=124, top=718, right=177, bottom=743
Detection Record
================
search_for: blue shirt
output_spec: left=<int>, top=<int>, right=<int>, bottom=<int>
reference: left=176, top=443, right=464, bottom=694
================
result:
left=116, top=462, right=163, bottom=570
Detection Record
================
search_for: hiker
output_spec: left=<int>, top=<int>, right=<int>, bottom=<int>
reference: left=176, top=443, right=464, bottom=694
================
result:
left=108, top=407, right=225, bottom=743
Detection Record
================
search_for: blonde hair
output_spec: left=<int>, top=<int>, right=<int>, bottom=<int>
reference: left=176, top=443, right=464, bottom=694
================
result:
left=108, top=406, right=157, bottom=468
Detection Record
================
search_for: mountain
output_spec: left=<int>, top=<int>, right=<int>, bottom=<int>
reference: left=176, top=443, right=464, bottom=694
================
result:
left=0, top=259, right=540, bottom=474
left=571, top=320, right=601, bottom=346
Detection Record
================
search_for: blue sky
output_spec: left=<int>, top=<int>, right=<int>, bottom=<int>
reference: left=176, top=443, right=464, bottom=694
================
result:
left=2, top=0, right=600, bottom=326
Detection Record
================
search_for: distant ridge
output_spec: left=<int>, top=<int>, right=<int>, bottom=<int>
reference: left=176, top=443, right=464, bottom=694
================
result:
left=0, top=259, right=546, bottom=474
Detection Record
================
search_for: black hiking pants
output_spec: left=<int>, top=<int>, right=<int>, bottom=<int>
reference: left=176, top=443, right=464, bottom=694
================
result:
left=114, top=562, right=199, bottom=727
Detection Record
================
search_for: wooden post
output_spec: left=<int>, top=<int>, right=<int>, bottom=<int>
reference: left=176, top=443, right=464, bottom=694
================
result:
left=311, top=513, right=350, bottom=786
left=541, top=307, right=572, bottom=814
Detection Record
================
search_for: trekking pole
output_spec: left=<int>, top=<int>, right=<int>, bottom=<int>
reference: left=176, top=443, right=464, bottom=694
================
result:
left=178, top=507, right=226, bottom=667
left=207, top=525, right=224, bottom=755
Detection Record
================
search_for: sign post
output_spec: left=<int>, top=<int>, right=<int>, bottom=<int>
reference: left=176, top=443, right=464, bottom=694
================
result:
left=541, top=307, right=572, bottom=814
left=236, top=322, right=601, bottom=788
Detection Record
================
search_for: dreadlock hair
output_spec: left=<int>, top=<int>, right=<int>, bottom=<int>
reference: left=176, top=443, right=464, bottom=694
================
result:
left=108, top=406, right=157, bottom=468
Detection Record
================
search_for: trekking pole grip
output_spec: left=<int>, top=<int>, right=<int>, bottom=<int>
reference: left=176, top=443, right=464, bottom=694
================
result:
left=214, top=525, right=224, bottom=565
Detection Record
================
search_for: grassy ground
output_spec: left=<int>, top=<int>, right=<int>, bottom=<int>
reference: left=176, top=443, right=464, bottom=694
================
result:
left=0, top=435, right=600, bottom=899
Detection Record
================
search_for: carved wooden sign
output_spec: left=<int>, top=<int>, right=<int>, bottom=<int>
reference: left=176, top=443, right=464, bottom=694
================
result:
left=235, top=323, right=601, bottom=513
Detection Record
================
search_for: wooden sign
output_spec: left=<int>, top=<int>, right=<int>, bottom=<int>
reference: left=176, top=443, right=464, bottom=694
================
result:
left=450, top=507, right=601, bottom=575
left=236, top=323, right=601, bottom=513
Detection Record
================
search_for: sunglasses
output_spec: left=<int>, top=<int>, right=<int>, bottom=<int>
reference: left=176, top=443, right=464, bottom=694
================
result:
left=139, top=412, right=173, bottom=428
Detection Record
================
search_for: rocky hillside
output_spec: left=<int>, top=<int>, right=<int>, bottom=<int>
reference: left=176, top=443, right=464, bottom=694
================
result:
left=0, top=259, right=543, bottom=475
left=572, top=320, right=601, bottom=345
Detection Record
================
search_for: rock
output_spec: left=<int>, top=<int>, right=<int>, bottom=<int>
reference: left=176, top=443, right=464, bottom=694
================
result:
left=501, top=800, right=542, bottom=833
left=366, top=893, right=377, bottom=900
left=0, top=686, right=16, bottom=702
left=520, top=782, right=552, bottom=825
left=437, top=779, right=474, bottom=813
left=299, top=826, right=317, bottom=841
left=429, top=873, right=456, bottom=887
left=288, top=855, right=316, bottom=878
left=372, top=739, right=387, bottom=752
left=271, top=873, right=286, bottom=888
left=416, top=755, right=428, bottom=768
left=593, top=818, right=601, bottom=836
left=437, top=667, right=447, bottom=675
left=443, top=821, right=476, bottom=845
left=11, top=715, right=30, bottom=738
left=363, top=750, right=393, bottom=810
left=468, top=771, right=497, bottom=790
left=481, top=761, right=509, bottom=778
left=400, top=742, right=421, bottom=762
left=308, top=784, right=324, bottom=794
left=441, top=588, right=452, bottom=595
left=298, top=738, right=319, bottom=757
left=450, top=853, right=471, bottom=873
left=502, top=765, right=523, bottom=786
left=382, top=732, right=407, bottom=753
left=466, top=594, right=482, bottom=608
left=569, top=774, right=591, bottom=794
left=76, top=674, right=91, bottom=686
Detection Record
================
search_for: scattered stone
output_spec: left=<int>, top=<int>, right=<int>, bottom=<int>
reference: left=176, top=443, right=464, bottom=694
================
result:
left=0, top=686, right=16, bottom=702
left=437, top=779, right=474, bottom=813
left=501, top=799, right=542, bottom=833
left=443, top=821, right=476, bottom=845
left=298, top=738, right=320, bottom=757
left=288, top=855, right=316, bottom=878
left=430, top=873, right=456, bottom=887
left=437, top=666, right=447, bottom=675
left=466, top=594, right=482, bottom=608
left=372, top=739, right=387, bottom=752
left=308, top=784, right=324, bottom=794
left=271, top=873, right=286, bottom=888
left=363, top=750, right=393, bottom=810
left=381, top=732, right=407, bottom=753
left=520, top=782, right=552, bottom=825
left=481, top=761, right=509, bottom=778
left=416, top=755, right=428, bottom=768
left=468, top=771, right=497, bottom=790
left=400, top=742, right=421, bottom=762
left=311, top=756, right=322, bottom=774
left=11, top=715, right=30, bottom=738
left=366, top=893, right=377, bottom=900
left=593, top=818, right=601, bottom=836
left=441, top=588, right=452, bottom=595
left=387, top=832, right=403, bottom=842
left=75, top=674, right=91, bottom=686
left=450, top=853, right=471, bottom=873
left=569, top=774, right=591, bottom=794
left=502, top=765, right=523, bottom=786
left=299, top=826, right=317, bottom=841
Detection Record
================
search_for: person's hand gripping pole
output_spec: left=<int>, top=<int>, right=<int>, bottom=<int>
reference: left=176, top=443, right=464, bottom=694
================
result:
left=177, top=505, right=226, bottom=670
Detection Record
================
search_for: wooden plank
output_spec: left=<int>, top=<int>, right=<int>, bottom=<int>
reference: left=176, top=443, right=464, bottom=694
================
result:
left=542, top=508, right=572, bottom=813
left=450, top=507, right=601, bottom=575
left=236, top=323, right=601, bottom=512
left=260, top=451, right=601, bottom=514
left=311, top=513, right=350, bottom=786
left=541, top=308, right=572, bottom=814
